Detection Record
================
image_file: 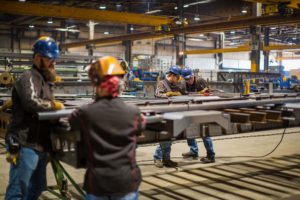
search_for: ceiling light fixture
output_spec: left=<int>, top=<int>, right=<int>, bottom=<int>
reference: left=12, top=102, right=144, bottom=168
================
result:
left=241, top=9, right=247, bottom=14
left=199, top=34, right=204, bottom=37
left=104, top=31, right=109, bottom=35
left=99, top=5, right=106, bottom=10
left=184, top=0, right=213, bottom=8
left=188, top=38, right=203, bottom=41
left=270, top=27, right=277, bottom=30
left=55, top=28, right=80, bottom=33
left=19, top=0, right=26, bottom=2
left=47, top=18, right=53, bottom=24
left=230, top=31, right=235, bottom=34
left=194, top=15, right=200, bottom=21
left=145, top=9, right=162, bottom=14
left=174, top=6, right=178, bottom=10
left=130, top=26, right=134, bottom=31
left=29, top=24, right=34, bottom=29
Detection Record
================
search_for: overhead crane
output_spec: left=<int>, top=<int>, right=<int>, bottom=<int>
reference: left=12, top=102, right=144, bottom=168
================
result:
left=0, top=0, right=173, bottom=27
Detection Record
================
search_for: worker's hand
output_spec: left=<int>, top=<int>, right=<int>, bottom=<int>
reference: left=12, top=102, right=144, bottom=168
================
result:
left=165, top=91, right=182, bottom=97
left=0, top=99, right=12, bottom=112
left=52, top=100, right=65, bottom=110
left=198, top=87, right=209, bottom=94
left=6, top=152, right=18, bottom=165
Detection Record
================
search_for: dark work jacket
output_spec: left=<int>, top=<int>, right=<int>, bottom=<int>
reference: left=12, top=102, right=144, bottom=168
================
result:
left=181, top=76, right=208, bottom=93
left=155, top=79, right=183, bottom=98
left=6, top=66, right=55, bottom=151
left=68, top=97, right=144, bottom=196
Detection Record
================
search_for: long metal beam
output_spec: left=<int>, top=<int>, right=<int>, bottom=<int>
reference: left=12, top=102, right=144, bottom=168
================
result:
left=61, top=14, right=300, bottom=48
left=183, top=44, right=300, bottom=55
left=37, top=95, right=300, bottom=121
left=0, top=1, right=173, bottom=27
left=263, top=44, right=300, bottom=51
left=183, top=46, right=250, bottom=55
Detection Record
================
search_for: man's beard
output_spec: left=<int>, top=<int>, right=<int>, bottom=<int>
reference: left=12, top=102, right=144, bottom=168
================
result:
left=40, top=59, right=56, bottom=82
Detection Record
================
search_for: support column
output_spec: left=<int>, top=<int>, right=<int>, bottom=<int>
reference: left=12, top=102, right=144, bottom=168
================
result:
left=250, top=2, right=262, bottom=73
left=215, top=33, right=224, bottom=70
left=263, top=27, right=270, bottom=71
left=250, top=26, right=261, bottom=73
left=123, top=24, right=132, bottom=68
left=87, top=20, right=95, bottom=56
left=175, top=0, right=186, bottom=66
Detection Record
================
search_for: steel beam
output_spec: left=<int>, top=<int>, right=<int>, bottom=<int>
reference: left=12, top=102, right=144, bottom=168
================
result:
left=183, top=46, right=250, bottom=55
left=61, top=14, right=300, bottom=48
left=182, top=44, right=300, bottom=55
left=37, top=96, right=300, bottom=121
left=0, top=1, right=173, bottom=27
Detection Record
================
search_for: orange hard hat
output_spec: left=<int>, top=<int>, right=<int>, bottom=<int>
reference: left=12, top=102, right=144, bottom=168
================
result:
left=88, top=56, right=125, bottom=85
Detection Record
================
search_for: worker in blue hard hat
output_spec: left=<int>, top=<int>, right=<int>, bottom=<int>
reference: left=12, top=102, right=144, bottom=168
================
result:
left=5, top=36, right=64, bottom=200
left=180, top=66, right=216, bottom=163
left=153, top=65, right=184, bottom=168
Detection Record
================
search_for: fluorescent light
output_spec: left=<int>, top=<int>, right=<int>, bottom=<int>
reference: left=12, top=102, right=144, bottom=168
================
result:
left=230, top=31, right=235, bottom=34
left=194, top=15, right=200, bottom=21
left=270, top=27, right=276, bottom=30
left=104, top=31, right=109, bottom=35
left=188, top=38, right=203, bottom=41
left=55, top=28, right=80, bottom=33
left=99, top=5, right=106, bottom=10
left=145, top=9, right=162, bottom=14
left=241, top=9, right=247, bottom=14
left=19, top=0, right=26, bottom=2
left=47, top=18, right=53, bottom=24
left=175, top=20, right=182, bottom=25
left=199, top=34, right=204, bottom=37
left=29, top=24, right=34, bottom=28
left=183, top=0, right=213, bottom=8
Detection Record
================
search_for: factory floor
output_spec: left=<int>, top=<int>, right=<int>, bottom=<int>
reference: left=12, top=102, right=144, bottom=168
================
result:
left=0, top=127, right=300, bottom=200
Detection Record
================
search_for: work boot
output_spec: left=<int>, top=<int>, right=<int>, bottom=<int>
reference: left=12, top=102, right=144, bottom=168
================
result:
left=154, top=160, right=164, bottom=168
left=182, top=151, right=199, bottom=159
left=200, top=157, right=215, bottom=163
left=163, top=159, right=178, bottom=167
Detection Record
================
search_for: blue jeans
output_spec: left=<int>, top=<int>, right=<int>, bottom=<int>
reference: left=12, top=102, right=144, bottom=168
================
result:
left=85, top=191, right=138, bottom=200
left=187, top=136, right=215, bottom=159
left=153, top=141, right=172, bottom=160
left=5, top=147, right=48, bottom=200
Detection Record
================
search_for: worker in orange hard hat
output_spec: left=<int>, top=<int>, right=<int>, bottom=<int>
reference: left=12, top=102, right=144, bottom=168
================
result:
left=69, top=56, right=145, bottom=200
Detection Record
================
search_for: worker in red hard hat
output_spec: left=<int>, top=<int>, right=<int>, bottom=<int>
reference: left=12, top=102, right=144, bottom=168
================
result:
left=69, top=56, right=145, bottom=200
left=5, top=36, right=64, bottom=200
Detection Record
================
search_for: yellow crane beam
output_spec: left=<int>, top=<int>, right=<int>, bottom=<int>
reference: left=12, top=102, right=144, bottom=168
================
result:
left=183, top=45, right=300, bottom=55
left=183, top=46, right=251, bottom=55
left=0, top=1, right=173, bottom=27
left=61, top=14, right=300, bottom=48
left=263, top=44, right=300, bottom=51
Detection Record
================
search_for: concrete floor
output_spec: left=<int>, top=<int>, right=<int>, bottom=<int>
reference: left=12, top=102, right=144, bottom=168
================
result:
left=0, top=127, right=300, bottom=200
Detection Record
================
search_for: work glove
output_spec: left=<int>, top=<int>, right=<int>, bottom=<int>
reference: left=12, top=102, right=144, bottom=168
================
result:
left=6, top=136, right=20, bottom=165
left=198, top=87, right=209, bottom=94
left=6, top=152, right=18, bottom=165
left=0, top=99, right=12, bottom=112
left=52, top=100, right=65, bottom=110
left=165, top=91, right=182, bottom=97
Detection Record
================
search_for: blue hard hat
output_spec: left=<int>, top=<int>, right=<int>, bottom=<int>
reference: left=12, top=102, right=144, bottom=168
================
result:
left=168, top=65, right=181, bottom=76
left=181, top=67, right=193, bottom=80
left=32, top=36, right=60, bottom=59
